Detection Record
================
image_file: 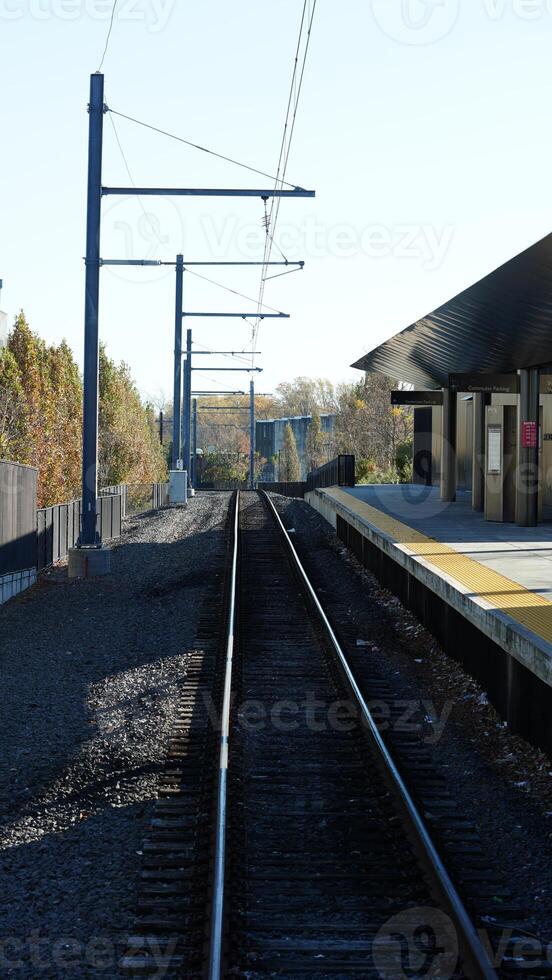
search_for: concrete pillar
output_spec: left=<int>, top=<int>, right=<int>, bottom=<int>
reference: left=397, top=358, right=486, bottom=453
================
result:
left=440, top=388, right=457, bottom=503
left=472, top=392, right=485, bottom=511
left=517, top=367, right=539, bottom=526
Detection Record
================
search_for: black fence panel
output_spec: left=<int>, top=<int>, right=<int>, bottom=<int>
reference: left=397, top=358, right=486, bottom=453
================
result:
left=152, top=483, right=170, bottom=509
left=123, top=483, right=170, bottom=517
left=259, top=482, right=307, bottom=498
left=98, top=494, right=122, bottom=541
left=306, top=455, right=355, bottom=492
left=37, top=495, right=122, bottom=570
left=100, top=484, right=128, bottom=518
left=37, top=499, right=81, bottom=570
left=196, top=480, right=249, bottom=491
left=0, top=462, right=38, bottom=575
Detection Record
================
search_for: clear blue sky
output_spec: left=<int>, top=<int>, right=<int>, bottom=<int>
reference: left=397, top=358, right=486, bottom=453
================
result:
left=1, top=0, right=552, bottom=400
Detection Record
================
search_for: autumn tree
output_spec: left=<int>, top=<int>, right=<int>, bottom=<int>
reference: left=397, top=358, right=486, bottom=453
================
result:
left=46, top=340, right=82, bottom=502
left=280, top=423, right=301, bottom=482
left=334, top=374, right=412, bottom=477
left=0, top=314, right=167, bottom=506
left=0, top=346, right=27, bottom=462
left=275, top=377, right=337, bottom=417
left=99, top=345, right=167, bottom=487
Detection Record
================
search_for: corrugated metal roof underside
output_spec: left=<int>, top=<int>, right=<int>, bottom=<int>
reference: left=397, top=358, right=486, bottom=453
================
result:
left=352, top=232, right=552, bottom=388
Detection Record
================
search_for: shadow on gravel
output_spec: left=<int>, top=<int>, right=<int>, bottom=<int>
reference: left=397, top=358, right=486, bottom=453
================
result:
left=0, top=523, right=224, bottom=805
left=0, top=503, right=229, bottom=968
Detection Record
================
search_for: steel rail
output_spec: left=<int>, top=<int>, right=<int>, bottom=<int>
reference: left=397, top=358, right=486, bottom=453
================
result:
left=207, top=490, right=240, bottom=980
left=260, top=490, right=498, bottom=980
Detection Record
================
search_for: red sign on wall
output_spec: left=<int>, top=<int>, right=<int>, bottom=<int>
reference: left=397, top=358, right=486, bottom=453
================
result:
left=521, top=421, right=538, bottom=449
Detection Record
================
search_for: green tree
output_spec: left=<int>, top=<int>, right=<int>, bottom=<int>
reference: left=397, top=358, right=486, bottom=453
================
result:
left=306, top=412, right=324, bottom=472
left=334, top=375, right=412, bottom=474
left=200, top=451, right=248, bottom=486
left=280, top=423, right=301, bottom=482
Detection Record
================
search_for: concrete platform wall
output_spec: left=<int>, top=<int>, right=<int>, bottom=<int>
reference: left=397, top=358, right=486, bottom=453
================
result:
left=306, top=488, right=552, bottom=757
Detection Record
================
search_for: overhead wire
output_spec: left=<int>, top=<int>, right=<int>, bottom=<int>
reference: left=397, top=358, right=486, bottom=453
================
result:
left=107, top=109, right=301, bottom=188
left=250, top=0, right=317, bottom=364
left=108, top=117, right=290, bottom=320
left=254, top=0, right=310, bottom=318
left=184, top=267, right=285, bottom=314
left=101, top=8, right=316, bottom=392
left=263, top=266, right=304, bottom=282
left=109, top=112, right=166, bottom=250
left=193, top=339, right=257, bottom=366
left=97, top=0, right=119, bottom=73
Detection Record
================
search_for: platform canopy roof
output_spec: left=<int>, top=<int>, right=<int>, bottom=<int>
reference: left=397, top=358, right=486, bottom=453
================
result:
left=352, top=232, right=552, bottom=389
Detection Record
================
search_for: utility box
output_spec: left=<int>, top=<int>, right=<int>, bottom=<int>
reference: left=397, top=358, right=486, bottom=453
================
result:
left=169, top=470, right=188, bottom=506
left=485, top=405, right=517, bottom=522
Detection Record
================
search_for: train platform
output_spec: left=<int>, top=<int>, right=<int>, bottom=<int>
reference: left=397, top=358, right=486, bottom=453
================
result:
left=306, top=484, right=552, bottom=754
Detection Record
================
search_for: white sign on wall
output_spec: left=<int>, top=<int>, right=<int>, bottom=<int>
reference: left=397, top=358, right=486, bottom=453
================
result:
left=488, top=426, right=502, bottom=475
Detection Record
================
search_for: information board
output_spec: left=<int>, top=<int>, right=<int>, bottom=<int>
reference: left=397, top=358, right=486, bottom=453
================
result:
left=521, top=421, right=538, bottom=449
left=391, top=391, right=443, bottom=407
left=487, top=426, right=502, bottom=474
left=449, top=373, right=519, bottom=395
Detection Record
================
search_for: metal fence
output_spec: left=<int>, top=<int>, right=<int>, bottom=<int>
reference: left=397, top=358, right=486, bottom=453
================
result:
left=125, top=483, right=170, bottom=516
left=306, top=455, right=356, bottom=492
left=36, top=494, right=122, bottom=570
left=100, top=484, right=128, bottom=517
left=0, top=461, right=38, bottom=575
left=259, top=481, right=307, bottom=498
left=197, top=480, right=249, bottom=491
left=2, top=470, right=170, bottom=578
left=99, top=483, right=170, bottom=518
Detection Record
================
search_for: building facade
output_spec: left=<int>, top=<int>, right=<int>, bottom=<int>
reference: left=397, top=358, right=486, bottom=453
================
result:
left=353, top=232, right=552, bottom=527
left=256, top=414, right=336, bottom=481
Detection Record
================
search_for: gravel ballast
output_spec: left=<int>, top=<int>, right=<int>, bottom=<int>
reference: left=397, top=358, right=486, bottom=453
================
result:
left=0, top=493, right=231, bottom=977
left=273, top=493, right=552, bottom=950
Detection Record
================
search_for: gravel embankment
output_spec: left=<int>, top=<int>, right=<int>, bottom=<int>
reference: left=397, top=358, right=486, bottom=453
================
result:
left=274, top=494, right=552, bottom=947
left=0, top=493, right=231, bottom=978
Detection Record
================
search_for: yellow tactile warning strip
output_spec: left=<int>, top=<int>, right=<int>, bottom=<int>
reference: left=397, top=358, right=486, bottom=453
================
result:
left=325, top=488, right=552, bottom=646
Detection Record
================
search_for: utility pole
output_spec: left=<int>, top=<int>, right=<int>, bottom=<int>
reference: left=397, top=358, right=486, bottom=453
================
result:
left=70, top=72, right=111, bottom=576
left=183, top=328, right=192, bottom=484
left=74, top=71, right=314, bottom=572
left=159, top=410, right=164, bottom=445
left=172, top=254, right=184, bottom=469
left=192, top=398, right=198, bottom=488
left=249, top=378, right=256, bottom=490
left=80, top=72, right=104, bottom=548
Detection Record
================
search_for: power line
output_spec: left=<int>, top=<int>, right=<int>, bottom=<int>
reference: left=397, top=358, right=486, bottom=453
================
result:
left=185, top=267, right=285, bottom=314
left=108, top=112, right=165, bottom=249
left=107, top=108, right=300, bottom=189
left=97, top=0, right=119, bottom=73
left=193, top=339, right=257, bottom=367
left=251, top=0, right=317, bottom=361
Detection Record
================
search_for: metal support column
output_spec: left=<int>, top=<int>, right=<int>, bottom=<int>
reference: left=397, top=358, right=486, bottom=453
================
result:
left=183, top=328, right=192, bottom=482
left=517, top=367, right=540, bottom=526
left=471, top=392, right=485, bottom=511
left=172, top=254, right=184, bottom=469
left=249, top=378, right=255, bottom=490
left=191, top=398, right=198, bottom=488
left=80, top=72, right=105, bottom=547
left=440, top=388, right=457, bottom=503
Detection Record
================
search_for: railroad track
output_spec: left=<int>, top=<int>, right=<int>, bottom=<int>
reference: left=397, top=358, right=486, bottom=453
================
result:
left=124, top=490, right=547, bottom=978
